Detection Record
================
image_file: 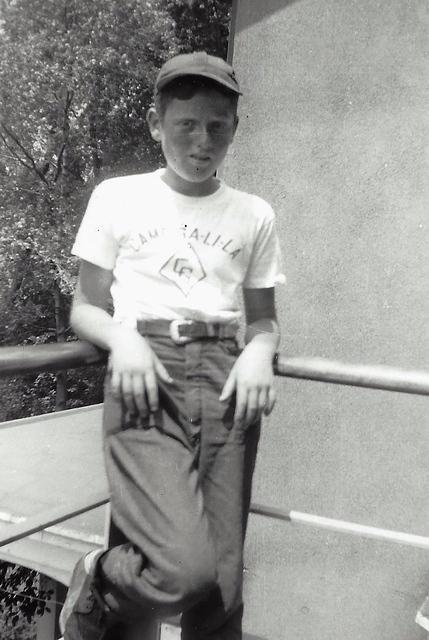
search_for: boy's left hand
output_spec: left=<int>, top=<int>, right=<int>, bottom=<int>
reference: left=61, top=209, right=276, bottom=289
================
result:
left=219, top=342, right=276, bottom=426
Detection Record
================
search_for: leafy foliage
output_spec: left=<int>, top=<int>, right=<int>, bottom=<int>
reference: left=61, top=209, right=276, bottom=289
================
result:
left=0, top=562, right=52, bottom=637
left=166, top=0, right=231, bottom=56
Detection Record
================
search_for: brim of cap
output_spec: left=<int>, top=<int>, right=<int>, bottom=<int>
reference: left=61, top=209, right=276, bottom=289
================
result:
left=156, top=70, right=242, bottom=95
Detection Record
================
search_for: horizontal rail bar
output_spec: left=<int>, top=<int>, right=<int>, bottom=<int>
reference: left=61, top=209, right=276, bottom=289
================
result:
left=0, top=492, right=109, bottom=547
left=251, top=503, right=429, bottom=550
left=3, top=496, right=428, bottom=552
left=0, top=341, right=106, bottom=376
left=275, top=355, right=429, bottom=396
left=1, top=342, right=429, bottom=396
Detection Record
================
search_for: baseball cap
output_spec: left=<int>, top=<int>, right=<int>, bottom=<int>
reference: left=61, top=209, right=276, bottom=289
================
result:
left=155, top=51, right=242, bottom=96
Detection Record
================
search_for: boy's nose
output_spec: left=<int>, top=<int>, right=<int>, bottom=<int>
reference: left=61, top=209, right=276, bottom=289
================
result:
left=193, top=128, right=210, bottom=141
left=193, top=129, right=213, bottom=149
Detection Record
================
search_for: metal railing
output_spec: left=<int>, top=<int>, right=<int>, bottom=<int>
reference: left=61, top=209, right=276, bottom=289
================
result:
left=1, top=340, right=429, bottom=551
left=1, top=341, right=429, bottom=396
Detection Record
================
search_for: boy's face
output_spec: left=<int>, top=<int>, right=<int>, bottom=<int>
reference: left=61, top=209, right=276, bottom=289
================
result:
left=147, top=87, right=238, bottom=196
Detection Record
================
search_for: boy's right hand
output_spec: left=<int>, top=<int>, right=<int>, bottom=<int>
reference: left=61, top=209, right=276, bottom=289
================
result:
left=108, top=329, right=173, bottom=416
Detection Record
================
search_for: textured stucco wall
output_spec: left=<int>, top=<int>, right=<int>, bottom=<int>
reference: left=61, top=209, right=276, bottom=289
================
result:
left=224, top=2, right=429, bottom=639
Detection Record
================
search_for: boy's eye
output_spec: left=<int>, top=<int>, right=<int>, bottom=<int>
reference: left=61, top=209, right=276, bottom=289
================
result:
left=177, top=120, right=194, bottom=131
left=210, top=122, right=226, bottom=132
left=209, top=122, right=232, bottom=137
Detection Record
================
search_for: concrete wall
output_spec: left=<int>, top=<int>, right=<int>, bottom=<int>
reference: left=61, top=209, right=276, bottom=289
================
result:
left=224, top=1, right=429, bottom=639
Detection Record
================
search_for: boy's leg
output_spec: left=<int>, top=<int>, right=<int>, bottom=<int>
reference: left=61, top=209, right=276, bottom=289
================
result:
left=181, top=419, right=260, bottom=640
left=180, top=339, right=261, bottom=640
left=99, top=381, right=218, bottom=621
left=102, top=521, right=160, bottom=640
left=61, top=364, right=218, bottom=639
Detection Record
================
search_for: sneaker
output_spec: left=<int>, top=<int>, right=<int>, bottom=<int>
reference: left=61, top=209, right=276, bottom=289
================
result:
left=59, top=549, right=109, bottom=640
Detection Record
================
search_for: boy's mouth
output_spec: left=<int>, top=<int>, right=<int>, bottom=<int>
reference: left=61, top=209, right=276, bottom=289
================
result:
left=189, top=154, right=211, bottom=163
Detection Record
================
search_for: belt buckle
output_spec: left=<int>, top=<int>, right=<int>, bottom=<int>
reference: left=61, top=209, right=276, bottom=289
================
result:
left=169, top=319, right=194, bottom=344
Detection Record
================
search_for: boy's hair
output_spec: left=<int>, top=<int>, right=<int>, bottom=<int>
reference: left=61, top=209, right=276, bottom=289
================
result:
left=154, top=75, right=239, bottom=120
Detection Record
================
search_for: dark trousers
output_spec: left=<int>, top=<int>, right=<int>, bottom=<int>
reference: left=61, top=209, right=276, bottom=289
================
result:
left=100, top=336, right=260, bottom=640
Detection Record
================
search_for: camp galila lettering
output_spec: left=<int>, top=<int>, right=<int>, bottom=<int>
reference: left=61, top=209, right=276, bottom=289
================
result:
left=129, top=225, right=243, bottom=260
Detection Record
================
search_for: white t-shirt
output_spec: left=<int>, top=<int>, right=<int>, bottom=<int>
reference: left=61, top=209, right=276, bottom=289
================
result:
left=72, top=169, right=285, bottom=327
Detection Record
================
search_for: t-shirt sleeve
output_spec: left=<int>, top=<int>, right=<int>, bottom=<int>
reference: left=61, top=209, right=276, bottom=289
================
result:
left=71, top=181, right=119, bottom=270
left=243, top=203, right=286, bottom=289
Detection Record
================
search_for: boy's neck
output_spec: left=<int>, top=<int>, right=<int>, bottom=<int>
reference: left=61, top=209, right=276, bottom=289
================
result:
left=162, top=167, right=220, bottom=197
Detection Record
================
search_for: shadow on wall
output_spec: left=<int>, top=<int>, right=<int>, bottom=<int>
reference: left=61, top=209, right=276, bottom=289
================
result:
left=234, top=0, right=302, bottom=32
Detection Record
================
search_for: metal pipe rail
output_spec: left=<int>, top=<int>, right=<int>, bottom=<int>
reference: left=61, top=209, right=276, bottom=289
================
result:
left=275, top=355, right=429, bottom=396
left=3, top=496, right=429, bottom=551
left=251, top=504, right=429, bottom=551
left=1, top=341, right=429, bottom=396
left=0, top=493, right=109, bottom=547
left=0, top=341, right=106, bottom=375
left=1, top=341, right=429, bottom=550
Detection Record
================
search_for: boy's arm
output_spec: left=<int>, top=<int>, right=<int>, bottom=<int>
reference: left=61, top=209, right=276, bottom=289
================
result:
left=71, top=260, right=172, bottom=415
left=220, top=287, right=280, bottom=426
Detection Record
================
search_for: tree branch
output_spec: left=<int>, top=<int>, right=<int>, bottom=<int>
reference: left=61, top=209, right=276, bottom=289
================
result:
left=53, top=89, right=74, bottom=183
left=0, top=121, right=50, bottom=186
left=0, top=131, right=34, bottom=173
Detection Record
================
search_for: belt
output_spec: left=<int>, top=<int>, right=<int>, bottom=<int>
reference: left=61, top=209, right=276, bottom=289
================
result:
left=137, top=319, right=238, bottom=345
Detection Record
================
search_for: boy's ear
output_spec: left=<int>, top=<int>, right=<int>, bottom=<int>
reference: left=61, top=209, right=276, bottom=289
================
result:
left=146, top=107, right=162, bottom=142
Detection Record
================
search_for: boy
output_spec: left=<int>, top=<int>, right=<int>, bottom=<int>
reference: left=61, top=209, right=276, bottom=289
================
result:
left=60, top=51, right=284, bottom=640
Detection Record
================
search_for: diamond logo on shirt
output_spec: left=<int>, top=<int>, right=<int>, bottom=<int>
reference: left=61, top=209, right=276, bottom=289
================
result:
left=160, top=243, right=206, bottom=296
